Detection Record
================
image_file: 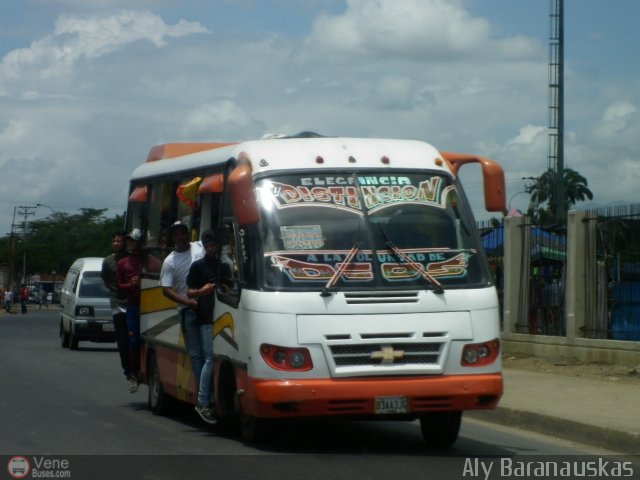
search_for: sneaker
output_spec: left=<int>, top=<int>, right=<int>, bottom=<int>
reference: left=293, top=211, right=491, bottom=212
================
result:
left=195, top=404, right=217, bottom=425
left=128, top=377, right=139, bottom=393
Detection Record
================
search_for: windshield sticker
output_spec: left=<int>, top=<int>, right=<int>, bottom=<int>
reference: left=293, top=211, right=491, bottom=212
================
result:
left=280, top=225, right=324, bottom=250
left=266, top=176, right=451, bottom=214
left=270, top=255, right=374, bottom=282
left=380, top=251, right=471, bottom=281
left=267, top=249, right=473, bottom=283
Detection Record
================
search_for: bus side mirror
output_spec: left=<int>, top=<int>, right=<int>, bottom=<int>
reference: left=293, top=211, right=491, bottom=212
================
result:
left=228, top=159, right=260, bottom=225
left=441, top=152, right=506, bottom=212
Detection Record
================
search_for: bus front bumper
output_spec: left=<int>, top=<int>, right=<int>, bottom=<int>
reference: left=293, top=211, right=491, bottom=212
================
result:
left=239, top=373, right=503, bottom=418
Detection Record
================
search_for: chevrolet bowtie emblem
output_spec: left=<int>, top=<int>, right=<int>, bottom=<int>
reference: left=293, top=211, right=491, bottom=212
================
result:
left=370, top=346, right=405, bottom=364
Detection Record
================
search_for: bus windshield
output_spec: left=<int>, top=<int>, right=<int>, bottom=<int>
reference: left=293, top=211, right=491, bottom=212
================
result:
left=256, top=171, right=490, bottom=291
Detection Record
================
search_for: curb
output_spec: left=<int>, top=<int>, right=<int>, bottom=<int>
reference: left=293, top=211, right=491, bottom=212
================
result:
left=467, top=407, right=640, bottom=454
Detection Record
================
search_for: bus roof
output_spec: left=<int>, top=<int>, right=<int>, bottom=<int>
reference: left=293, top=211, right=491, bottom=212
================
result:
left=129, top=137, right=451, bottom=183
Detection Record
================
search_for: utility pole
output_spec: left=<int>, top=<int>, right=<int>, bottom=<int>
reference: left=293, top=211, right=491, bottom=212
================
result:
left=6, top=207, right=18, bottom=290
left=548, top=0, right=565, bottom=221
left=16, top=205, right=36, bottom=284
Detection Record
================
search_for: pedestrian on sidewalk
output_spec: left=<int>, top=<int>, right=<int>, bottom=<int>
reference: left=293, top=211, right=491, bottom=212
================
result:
left=39, top=286, right=48, bottom=308
left=3, top=287, right=12, bottom=313
left=19, top=284, right=29, bottom=314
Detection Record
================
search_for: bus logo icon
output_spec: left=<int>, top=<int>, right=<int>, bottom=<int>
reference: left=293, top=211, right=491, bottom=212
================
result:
left=7, top=456, right=30, bottom=479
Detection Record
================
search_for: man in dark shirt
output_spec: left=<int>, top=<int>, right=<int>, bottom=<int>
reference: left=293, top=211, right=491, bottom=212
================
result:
left=186, top=229, right=230, bottom=424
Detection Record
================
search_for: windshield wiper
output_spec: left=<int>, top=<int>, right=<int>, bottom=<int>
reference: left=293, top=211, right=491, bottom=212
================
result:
left=378, top=225, right=444, bottom=294
left=320, top=242, right=360, bottom=297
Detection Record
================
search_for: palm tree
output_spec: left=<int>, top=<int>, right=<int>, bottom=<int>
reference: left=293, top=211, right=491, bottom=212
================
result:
left=527, top=167, right=593, bottom=221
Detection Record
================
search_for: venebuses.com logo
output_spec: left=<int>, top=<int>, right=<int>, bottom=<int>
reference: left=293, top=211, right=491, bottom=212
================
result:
left=6, top=455, right=71, bottom=479
left=6, top=456, right=30, bottom=479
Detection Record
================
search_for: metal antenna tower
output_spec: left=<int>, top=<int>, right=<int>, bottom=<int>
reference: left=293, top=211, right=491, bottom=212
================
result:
left=548, top=0, right=565, bottom=220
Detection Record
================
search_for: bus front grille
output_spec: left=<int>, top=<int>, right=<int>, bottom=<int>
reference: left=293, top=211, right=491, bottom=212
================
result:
left=330, top=342, right=442, bottom=366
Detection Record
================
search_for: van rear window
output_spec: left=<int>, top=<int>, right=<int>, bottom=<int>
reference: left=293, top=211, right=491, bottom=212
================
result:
left=79, top=272, right=109, bottom=298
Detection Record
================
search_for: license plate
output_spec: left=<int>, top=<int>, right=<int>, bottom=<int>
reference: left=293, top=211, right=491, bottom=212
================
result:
left=102, top=323, right=115, bottom=332
left=374, top=396, right=408, bottom=414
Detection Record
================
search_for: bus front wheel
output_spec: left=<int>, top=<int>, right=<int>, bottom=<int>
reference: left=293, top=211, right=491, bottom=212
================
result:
left=239, top=407, right=271, bottom=444
left=419, top=411, right=462, bottom=448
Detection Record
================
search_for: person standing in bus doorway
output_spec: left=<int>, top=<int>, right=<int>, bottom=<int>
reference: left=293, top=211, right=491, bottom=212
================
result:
left=186, top=229, right=231, bottom=425
left=101, top=230, right=131, bottom=386
left=160, top=221, right=205, bottom=398
left=117, top=228, right=145, bottom=393
left=19, top=284, right=29, bottom=314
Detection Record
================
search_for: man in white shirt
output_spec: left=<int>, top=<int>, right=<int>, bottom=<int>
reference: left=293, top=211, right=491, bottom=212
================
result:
left=160, top=221, right=205, bottom=390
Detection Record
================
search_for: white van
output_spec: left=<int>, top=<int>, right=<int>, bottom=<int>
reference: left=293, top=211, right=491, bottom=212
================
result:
left=59, top=257, right=115, bottom=350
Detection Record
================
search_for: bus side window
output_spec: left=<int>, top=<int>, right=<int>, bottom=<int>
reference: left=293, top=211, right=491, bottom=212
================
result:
left=141, top=250, right=164, bottom=278
left=220, top=223, right=238, bottom=277
left=145, top=182, right=174, bottom=248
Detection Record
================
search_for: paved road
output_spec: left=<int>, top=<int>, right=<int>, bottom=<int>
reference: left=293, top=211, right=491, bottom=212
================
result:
left=0, top=309, right=631, bottom=479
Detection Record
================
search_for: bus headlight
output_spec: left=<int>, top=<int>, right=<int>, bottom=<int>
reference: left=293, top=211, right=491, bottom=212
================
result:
left=260, top=344, right=313, bottom=371
left=461, top=338, right=500, bottom=367
left=289, top=351, right=306, bottom=368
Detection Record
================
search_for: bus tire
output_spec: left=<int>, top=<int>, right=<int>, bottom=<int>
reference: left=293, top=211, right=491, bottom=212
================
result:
left=239, top=407, right=270, bottom=444
left=68, top=328, right=79, bottom=350
left=60, top=321, right=69, bottom=348
left=419, top=411, right=462, bottom=448
left=148, top=353, right=174, bottom=416
left=213, top=363, right=238, bottom=427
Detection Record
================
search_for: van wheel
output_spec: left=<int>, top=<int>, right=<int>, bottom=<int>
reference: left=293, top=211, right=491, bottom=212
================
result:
left=68, top=328, right=79, bottom=350
left=60, top=322, right=69, bottom=348
left=148, top=353, right=174, bottom=416
left=419, top=411, right=462, bottom=448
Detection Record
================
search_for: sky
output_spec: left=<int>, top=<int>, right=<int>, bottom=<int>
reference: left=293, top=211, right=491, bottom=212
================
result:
left=1, top=0, right=639, bottom=238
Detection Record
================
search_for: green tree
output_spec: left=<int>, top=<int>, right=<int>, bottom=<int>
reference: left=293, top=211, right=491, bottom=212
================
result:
left=527, top=167, right=594, bottom=222
left=10, top=209, right=124, bottom=281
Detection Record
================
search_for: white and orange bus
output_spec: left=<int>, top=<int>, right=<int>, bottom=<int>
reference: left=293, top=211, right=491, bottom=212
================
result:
left=125, top=133, right=505, bottom=446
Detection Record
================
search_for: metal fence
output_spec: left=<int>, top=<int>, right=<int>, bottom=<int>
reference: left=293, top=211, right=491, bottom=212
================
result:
left=479, top=218, right=567, bottom=337
left=478, top=219, right=504, bottom=329
left=520, top=222, right=566, bottom=336
left=585, top=204, right=640, bottom=340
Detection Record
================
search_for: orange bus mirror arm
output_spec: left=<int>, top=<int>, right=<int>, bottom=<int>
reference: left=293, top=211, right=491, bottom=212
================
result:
left=440, top=152, right=506, bottom=213
left=228, top=154, right=260, bottom=225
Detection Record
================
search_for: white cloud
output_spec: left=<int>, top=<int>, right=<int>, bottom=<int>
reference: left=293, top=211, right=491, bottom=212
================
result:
left=0, top=119, right=29, bottom=144
left=177, top=100, right=266, bottom=141
left=0, top=10, right=208, bottom=96
left=506, top=124, right=546, bottom=147
left=306, top=0, right=487, bottom=58
left=597, top=101, right=638, bottom=139
left=304, top=0, right=540, bottom=62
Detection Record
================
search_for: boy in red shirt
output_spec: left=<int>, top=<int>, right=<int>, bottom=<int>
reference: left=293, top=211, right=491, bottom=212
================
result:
left=117, top=228, right=143, bottom=393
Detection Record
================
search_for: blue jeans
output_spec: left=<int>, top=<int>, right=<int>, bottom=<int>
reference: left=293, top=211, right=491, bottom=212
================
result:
left=198, top=324, right=214, bottom=407
left=126, top=303, right=141, bottom=350
left=126, top=304, right=141, bottom=377
left=113, top=311, right=130, bottom=379
left=180, top=309, right=214, bottom=407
